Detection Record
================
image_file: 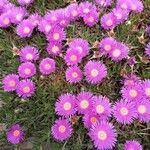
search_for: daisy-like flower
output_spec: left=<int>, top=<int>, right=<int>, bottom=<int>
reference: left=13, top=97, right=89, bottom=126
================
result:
left=47, top=26, right=66, bottom=43
left=68, top=38, right=89, bottom=58
left=123, top=73, right=140, bottom=86
left=65, top=66, right=83, bottom=84
left=18, top=0, right=33, bottom=6
left=66, top=3, right=80, bottom=21
left=10, top=7, right=27, bottom=24
left=28, top=13, right=41, bottom=27
left=95, top=0, right=112, bottom=7
left=101, top=12, right=116, bottom=30
left=64, top=48, right=82, bottom=66
left=0, top=13, right=11, bottom=28
left=2, top=74, right=19, bottom=92
left=89, top=121, right=117, bottom=150
left=46, top=42, right=62, bottom=56
left=18, top=62, right=36, bottom=78
left=16, top=19, right=34, bottom=38
left=16, top=79, right=35, bottom=98
left=38, top=19, right=52, bottom=34
left=84, top=60, right=107, bottom=84
left=51, top=118, right=73, bottom=141
left=83, top=113, right=100, bottom=129
left=112, top=8, right=129, bottom=24
left=145, top=42, right=150, bottom=57
left=142, top=79, right=150, bottom=99
left=6, top=124, right=24, bottom=144
left=99, top=37, right=116, bottom=56
left=92, top=96, right=112, bottom=119
left=136, top=99, right=150, bottom=123
left=79, top=1, right=97, bottom=17
left=113, top=99, right=137, bottom=124
left=129, top=0, right=144, bottom=13
left=124, top=140, right=143, bottom=150
left=83, top=11, right=99, bottom=27
left=116, top=0, right=132, bottom=11
left=55, top=93, right=77, bottom=117
left=109, top=42, right=129, bottom=61
left=77, top=91, right=93, bottom=114
left=121, top=83, right=143, bottom=102
left=39, top=58, right=56, bottom=75
left=19, top=46, right=39, bottom=62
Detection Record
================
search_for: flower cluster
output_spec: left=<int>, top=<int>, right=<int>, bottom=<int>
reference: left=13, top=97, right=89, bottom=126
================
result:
left=101, top=0, right=143, bottom=30
left=99, top=37, right=129, bottom=61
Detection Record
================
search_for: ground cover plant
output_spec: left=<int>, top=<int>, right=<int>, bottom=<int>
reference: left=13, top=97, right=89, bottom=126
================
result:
left=0, top=0, right=150, bottom=149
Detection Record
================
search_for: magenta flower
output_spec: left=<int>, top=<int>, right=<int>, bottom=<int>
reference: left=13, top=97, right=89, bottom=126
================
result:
left=101, top=12, right=116, bottom=30
left=121, top=83, right=143, bottom=102
left=127, top=56, right=136, bottom=66
left=18, top=62, right=36, bottom=78
left=124, top=140, right=143, bottom=150
left=84, top=60, right=107, bottom=84
left=19, top=46, right=39, bottom=62
left=65, top=66, right=83, bottom=84
left=0, top=13, right=11, bottom=28
left=64, top=48, right=82, bottom=66
left=16, top=79, right=35, bottom=98
left=2, top=74, right=19, bottom=92
left=129, top=0, right=144, bottom=13
left=10, top=7, right=27, bottom=24
left=95, top=0, right=112, bottom=7
left=89, top=121, right=117, bottom=150
left=66, top=3, right=80, bottom=20
left=109, top=42, right=129, bottom=61
left=47, top=26, right=66, bottom=43
left=28, top=13, right=41, bottom=27
left=116, top=0, right=131, bottom=11
left=18, top=0, right=33, bottom=6
left=68, top=38, right=89, bottom=58
left=79, top=1, right=97, bottom=17
left=92, top=95, right=112, bottom=119
left=136, top=99, right=150, bottom=123
left=55, top=93, right=77, bottom=117
left=99, top=37, right=116, bottom=55
left=16, top=19, right=34, bottom=38
left=39, top=58, right=56, bottom=75
left=51, top=118, right=73, bottom=141
left=83, top=113, right=101, bottom=129
left=83, top=11, right=99, bottom=27
left=38, top=19, right=52, bottom=34
left=77, top=91, right=93, bottom=114
left=113, top=99, right=137, bottom=124
left=123, top=73, right=140, bottom=86
left=145, top=42, right=150, bottom=57
left=142, top=79, right=150, bottom=99
left=47, top=42, right=62, bottom=56
left=6, top=124, right=24, bottom=144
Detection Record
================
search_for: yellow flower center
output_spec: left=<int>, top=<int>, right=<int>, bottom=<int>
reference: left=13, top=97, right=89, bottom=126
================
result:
left=63, top=102, right=72, bottom=111
left=16, top=14, right=22, bottom=21
left=58, top=125, right=66, bottom=133
left=72, top=10, right=78, bottom=17
left=112, top=49, right=121, bottom=57
left=80, top=100, right=89, bottom=109
left=83, top=8, right=90, bottom=14
left=115, top=13, right=122, bottom=19
left=77, top=46, right=83, bottom=53
left=52, top=46, right=59, bottom=53
left=91, top=69, right=99, bottom=77
left=145, top=88, right=150, bottom=96
left=13, top=130, right=20, bottom=137
left=3, top=18, right=10, bottom=25
left=96, top=105, right=105, bottom=114
left=120, top=107, right=129, bottom=116
left=9, top=80, right=16, bottom=87
left=121, top=3, right=127, bottom=9
left=53, top=33, right=60, bottom=40
left=23, top=27, right=30, bottom=34
left=106, top=19, right=113, bottom=26
left=70, top=55, right=77, bottom=62
left=26, top=53, right=33, bottom=60
left=23, top=86, right=30, bottom=93
left=90, top=117, right=97, bottom=124
left=129, top=89, right=137, bottom=98
left=98, top=130, right=107, bottom=140
left=104, top=44, right=111, bottom=51
left=44, top=64, right=51, bottom=70
left=131, top=5, right=137, bottom=11
left=24, top=68, right=31, bottom=75
left=72, top=72, right=78, bottom=78
left=138, top=105, right=146, bottom=114
left=45, top=25, right=51, bottom=33
left=88, top=16, right=94, bottom=22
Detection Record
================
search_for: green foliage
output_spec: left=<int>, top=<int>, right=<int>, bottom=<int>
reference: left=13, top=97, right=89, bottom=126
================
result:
left=0, top=0, right=150, bottom=149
